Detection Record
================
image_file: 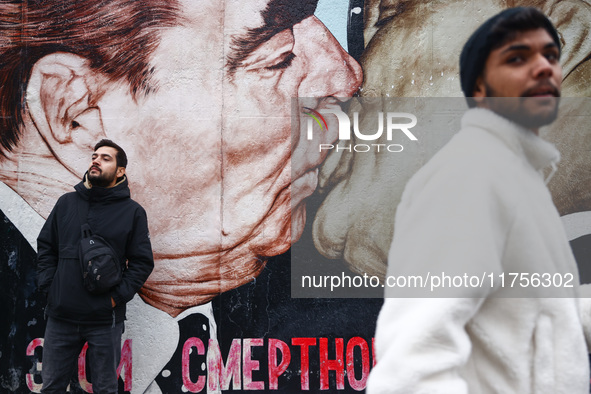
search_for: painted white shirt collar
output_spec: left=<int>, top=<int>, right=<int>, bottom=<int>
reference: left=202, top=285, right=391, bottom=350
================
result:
left=0, top=182, right=45, bottom=250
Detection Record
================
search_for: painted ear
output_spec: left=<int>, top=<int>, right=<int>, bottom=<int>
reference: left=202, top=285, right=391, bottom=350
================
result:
left=26, top=53, right=108, bottom=173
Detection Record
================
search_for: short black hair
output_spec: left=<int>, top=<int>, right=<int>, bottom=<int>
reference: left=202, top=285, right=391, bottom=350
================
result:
left=94, top=139, right=128, bottom=168
left=460, top=7, right=561, bottom=107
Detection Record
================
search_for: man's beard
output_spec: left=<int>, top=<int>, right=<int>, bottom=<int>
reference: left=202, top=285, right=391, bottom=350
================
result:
left=484, top=83, right=560, bottom=130
left=88, top=169, right=117, bottom=187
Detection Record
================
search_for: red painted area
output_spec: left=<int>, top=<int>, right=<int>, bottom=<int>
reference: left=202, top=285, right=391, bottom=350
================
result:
left=26, top=338, right=44, bottom=393
left=78, top=343, right=93, bottom=392
left=242, top=338, right=264, bottom=390
left=28, top=335, right=375, bottom=392
left=372, top=337, right=377, bottom=368
left=207, top=338, right=242, bottom=391
left=77, top=339, right=133, bottom=393
left=26, top=338, right=133, bottom=393
left=291, top=337, right=316, bottom=390
left=320, top=337, right=345, bottom=390
left=346, top=337, right=370, bottom=391
left=182, top=337, right=206, bottom=392
left=268, top=339, right=291, bottom=389
left=119, top=339, right=133, bottom=391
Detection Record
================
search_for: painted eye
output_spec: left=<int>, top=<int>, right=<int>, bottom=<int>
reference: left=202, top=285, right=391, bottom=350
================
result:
left=265, top=52, right=296, bottom=71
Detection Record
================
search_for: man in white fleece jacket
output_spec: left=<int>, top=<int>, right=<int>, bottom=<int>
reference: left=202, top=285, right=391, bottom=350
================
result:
left=367, top=7, right=591, bottom=394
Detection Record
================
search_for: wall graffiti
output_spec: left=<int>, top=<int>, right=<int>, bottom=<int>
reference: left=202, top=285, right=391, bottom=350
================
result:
left=1, top=0, right=589, bottom=393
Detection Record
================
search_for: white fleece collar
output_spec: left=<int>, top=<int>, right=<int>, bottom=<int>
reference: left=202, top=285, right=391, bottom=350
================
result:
left=461, top=108, right=561, bottom=180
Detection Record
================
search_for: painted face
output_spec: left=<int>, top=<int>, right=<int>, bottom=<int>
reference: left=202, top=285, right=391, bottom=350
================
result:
left=360, top=0, right=505, bottom=97
left=474, top=28, right=562, bottom=131
left=88, top=146, right=122, bottom=188
left=97, top=0, right=362, bottom=312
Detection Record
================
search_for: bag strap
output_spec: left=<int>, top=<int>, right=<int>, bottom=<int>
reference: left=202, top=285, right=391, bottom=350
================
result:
left=77, top=196, right=93, bottom=238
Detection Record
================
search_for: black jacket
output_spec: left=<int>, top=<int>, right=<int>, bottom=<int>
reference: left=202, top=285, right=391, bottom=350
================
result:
left=36, top=174, right=153, bottom=325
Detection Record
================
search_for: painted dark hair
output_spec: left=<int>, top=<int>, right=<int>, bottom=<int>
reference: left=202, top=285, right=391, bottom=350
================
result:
left=94, top=139, right=128, bottom=168
left=0, top=0, right=179, bottom=158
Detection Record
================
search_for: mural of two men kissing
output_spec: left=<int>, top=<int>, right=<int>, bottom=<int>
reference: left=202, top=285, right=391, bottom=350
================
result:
left=1, top=0, right=589, bottom=392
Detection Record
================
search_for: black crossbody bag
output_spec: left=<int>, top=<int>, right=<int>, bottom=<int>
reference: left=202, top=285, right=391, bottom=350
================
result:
left=77, top=197, right=122, bottom=294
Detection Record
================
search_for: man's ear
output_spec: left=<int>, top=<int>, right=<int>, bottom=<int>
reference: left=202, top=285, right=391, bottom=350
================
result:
left=472, top=75, right=486, bottom=105
left=117, top=167, right=126, bottom=179
left=26, top=52, right=108, bottom=174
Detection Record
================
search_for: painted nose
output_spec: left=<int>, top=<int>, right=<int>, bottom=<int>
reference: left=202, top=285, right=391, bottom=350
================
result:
left=295, top=16, right=363, bottom=98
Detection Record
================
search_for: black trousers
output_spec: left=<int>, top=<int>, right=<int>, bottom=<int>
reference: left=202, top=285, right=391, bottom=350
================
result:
left=40, top=317, right=123, bottom=394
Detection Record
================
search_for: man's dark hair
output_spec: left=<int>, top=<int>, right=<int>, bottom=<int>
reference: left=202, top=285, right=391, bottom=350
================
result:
left=95, top=139, right=128, bottom=169
left=0, top=0, right=180, bottom=159
left=460, top=7, right=561, bottom=107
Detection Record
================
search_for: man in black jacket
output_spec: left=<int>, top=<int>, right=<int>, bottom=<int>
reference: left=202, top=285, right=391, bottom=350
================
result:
left=36, top=139, right=153, bottom=394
